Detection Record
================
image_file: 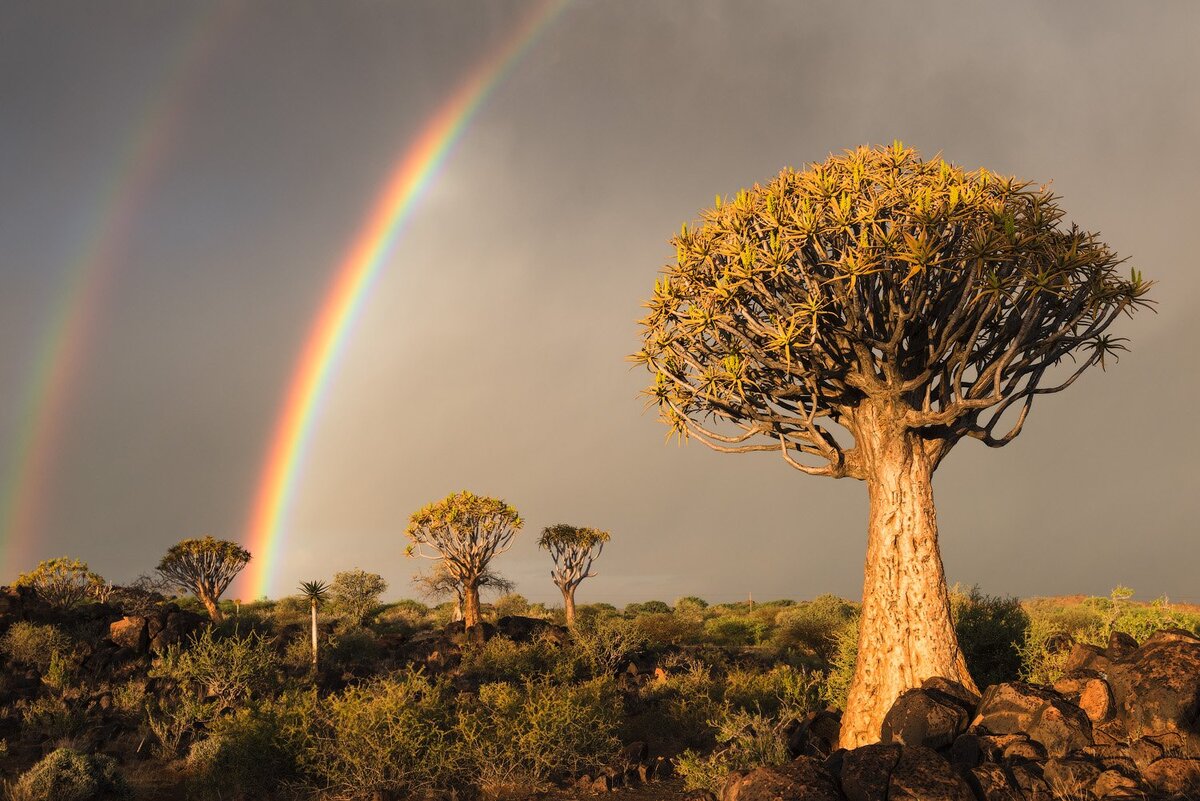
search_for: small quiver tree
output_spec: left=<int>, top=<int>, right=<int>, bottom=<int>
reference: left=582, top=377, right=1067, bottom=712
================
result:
left=299, top=580, right=329, bottom=670
left=14, top=557, right=106, bottom=608
left=634, top=143, right=1152, bottom=747
left=330, top=568, right=388, bottom=625
left=156, top=536, right=251, bottom=623
left=406, top=490, right=522, bottom=636
left=537, top=524, right=610, bottom=628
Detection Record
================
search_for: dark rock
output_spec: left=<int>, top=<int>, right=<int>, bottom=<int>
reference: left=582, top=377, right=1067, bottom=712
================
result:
left=786, top=710, right=841, bottom=759
left=1007, top=762, right=1049, bottom=800
left=109, top=616, right=149, bottom=652
left=1141, top=757, right=1200, bottom=797
left=1106, top=630, right=1140, bottom=659
left=964, top=764, right=1022, bottom=801
left=1092, top=769, right=1142, bottom=799
left=722, top=758, right=840, bottom=801
left=1062, top=642, right=1109, bottom=675
left=839, top=743, right=899, bottom=801
left=886, top=746, right=973, bottom=801
left=974, top=682, right=1091, bottom=758
left=1041, top=757, right=1101, bottom=795
left=1127, top=736, right=1164, bottom=769
left=921, top=676, right=981, bottom=713
left=880, top=687, right=970, bottom=750
left=1106, top=635, right=1200, bottom=745
left=947, top=733, right=982, bottom=768
left=1141, top=628, right=1200, bottom=647
left=1001, top=737, right=1046, bottom=763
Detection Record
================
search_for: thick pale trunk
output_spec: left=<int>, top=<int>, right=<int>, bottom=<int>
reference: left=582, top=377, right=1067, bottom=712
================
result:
left=562, top=586, right=577, bottom=628
left=310, top=602, right=319, bottom=669
left=200, top=592, right=223, bottom=623
left=463, top=583, right=483, bottom=641
left=840, top=406, right=976, bottom=748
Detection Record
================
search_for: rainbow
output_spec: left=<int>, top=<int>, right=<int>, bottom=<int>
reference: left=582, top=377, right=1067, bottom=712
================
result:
left=240, top=0, right=570, bottom=599
left=0, top=4, right=236, bottom=582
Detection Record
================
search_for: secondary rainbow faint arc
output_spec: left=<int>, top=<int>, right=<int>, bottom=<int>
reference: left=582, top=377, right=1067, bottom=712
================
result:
left=241, top=0, right=570, bottom=599
left=0, top=3, right=235, bottom=581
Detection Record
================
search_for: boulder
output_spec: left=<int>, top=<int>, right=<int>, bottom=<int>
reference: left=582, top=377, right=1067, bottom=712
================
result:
left=839, top=743, right=900, bottom=801
left=149, top=609, right=204, bottom=652
left=964, top=763, right=1022, bottom=801
left=108, top=616, right=149, bottom=653
left=1140, top=757, right=1200, bottom=797
left=1007, top=762, right=1049, bottom=800
left=921, top=676, right=981, bottom=712
left=1106, top=630, right=1140, bottom=659
left=1091, top=769, right=1142, bottom=799
left=1106, top=634, right=1200, bottom=744
left=786, top=710, right=841, bottom=759
left=721, top=758, right=840, bottom=801
left=1041, top=757, right=1101, bottom=795
left=494, top=615, right=568, bottom=644
left=880, top=688, right=970, bottom=750
left=886, top=746, right=973, bottom=801
left=1062, top=642, right=1110, bottom=675
left=973, top=682, right=1092, bottom=758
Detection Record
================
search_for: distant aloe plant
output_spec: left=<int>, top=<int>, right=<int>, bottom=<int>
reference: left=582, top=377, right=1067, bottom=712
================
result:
left=299, top=580, right=330, bottom=670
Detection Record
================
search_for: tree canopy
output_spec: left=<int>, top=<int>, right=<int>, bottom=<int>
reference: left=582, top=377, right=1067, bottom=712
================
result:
left=634, top=143, right=1153, bottom=478
left=156, top=536, right=250, bottom=622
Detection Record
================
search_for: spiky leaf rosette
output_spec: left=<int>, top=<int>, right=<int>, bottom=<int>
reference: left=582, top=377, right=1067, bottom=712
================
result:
left=634, top=143, right=1153, bottom=478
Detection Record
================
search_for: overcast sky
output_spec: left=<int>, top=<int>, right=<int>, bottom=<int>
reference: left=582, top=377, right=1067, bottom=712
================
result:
left=1, top=1, right=1197, bottom=605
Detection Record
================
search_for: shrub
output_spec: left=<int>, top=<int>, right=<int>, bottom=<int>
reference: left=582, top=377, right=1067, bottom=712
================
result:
left=0, top=622, right=73, bottom=670
left=633, top=612, right=703, bottom=647
left=951, top=586, right=1029, bottom=688
left=492, top=593, right=533, bottom=619
left=21, top=695, right=87, bottom=742
left=457, top=677, right=621, bottom=795
left=674, top=596, right=709, bottom=616
left=9, top=748, right=130, bottom=801
left=326, top=626, right=381, bottom=670
left=297, top=670, right=459, bottom=798
left=634, top=657, right=722, bottom=749
left=460, top=634, right=564, bottom=683
left=185, top=710, right=294, bottom=800
left=14, top=558, right=105, bottom=609
left=329, top=569, right=388, bottom=624
left=625, top=600, right=672, bottom=615
left=569, top=616, right=647, bottom=678
left=820, top=619, right=859, bottom=711
left=724, top=664, right=821, bottom=719
left=676, top=707, right=793, bottom=793
left=152, top=627, right=278, bottom=710
left=772, top=595, right=858, bottom=663
left=702, top=615, right=764, bottom=647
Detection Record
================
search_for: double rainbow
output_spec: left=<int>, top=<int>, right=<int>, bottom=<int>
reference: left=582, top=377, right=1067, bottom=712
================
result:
left=240, top=0, right=569, bottom=599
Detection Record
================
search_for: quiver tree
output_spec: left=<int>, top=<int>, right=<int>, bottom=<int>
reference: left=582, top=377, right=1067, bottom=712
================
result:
left=405, top=490, right=522, bottom=633
left=537, top=524, right=610, bottom=627
left=156, top=536, right=251, bottom=622
left=299, top=580, right=329, bottom=670
left=15, top=557, right=105, bottom=608
left=633, top=143, right=1153, bottom=747
left=412, top=561, right=515, bottom=622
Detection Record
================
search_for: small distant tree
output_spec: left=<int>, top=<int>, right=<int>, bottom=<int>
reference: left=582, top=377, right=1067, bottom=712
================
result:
left=634, top=143, right=1153, bottom=745
left=412, top=560, right=515, bottom=622
left=15, top=557, right=105, bottom=608
left=330, top=569, right=388, bottom=625
left=406, top=491, right=523, bottom=632
left=299, top=580, right=330, bottom=670
left=156, top=536, right=250, bottom=623
left=537, top=524, right=610, bottom=628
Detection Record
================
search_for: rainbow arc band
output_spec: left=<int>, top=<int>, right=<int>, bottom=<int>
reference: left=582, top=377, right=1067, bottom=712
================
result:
left=240, top=0, right=570, bottom=600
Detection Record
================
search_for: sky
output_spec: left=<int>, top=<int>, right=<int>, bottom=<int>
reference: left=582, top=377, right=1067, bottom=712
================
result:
left=1, top=0, right=1197, bottom=606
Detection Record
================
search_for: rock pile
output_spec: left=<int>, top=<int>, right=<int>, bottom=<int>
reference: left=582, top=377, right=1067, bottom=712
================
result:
left=706, top=628, right=1200, bottom=801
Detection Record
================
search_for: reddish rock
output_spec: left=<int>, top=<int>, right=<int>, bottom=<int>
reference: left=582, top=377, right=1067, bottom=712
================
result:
left=965, top=764, right=1022, bottom=801
left=881, top=688, right=970, bottom=750
left=1062, top=642, right=1110, bottom=675
left=886, top=746, right=973, bottom=801
left=1107, top=635, right=1200, bottom=744
left=786, top=711, right=841, bottom=759
left=722, top=758, right=840, bottom=801
left=1041, top=757, right=1101, bottom=796
left=108, top=616, right=149, bottom=652
left=1092, top=769, right=1142, bottom=799
left=1106, top=630, right=1140, bottom=659
left=839, top=743, right=900, bottom=801
left=920, top=676, right=980, bottom=712
left=1076, top=678, right=1114, bottom=723
left=1001, top=737, right=1046, bottom=763
left=1141, top=757, right=1200, bottom=797
left=1007, top=762, right=1049, bottom=799
left=974, top=682, right=1091, bottom=758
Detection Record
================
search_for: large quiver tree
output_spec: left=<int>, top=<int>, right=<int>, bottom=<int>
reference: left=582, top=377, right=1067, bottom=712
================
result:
left=538, top=524, right=610, bottom=628
left=405, top=490, right=523, bottom=634
left=634, top=143, right=1152, bottom=747
left=156, top=536, right=251, bottom=623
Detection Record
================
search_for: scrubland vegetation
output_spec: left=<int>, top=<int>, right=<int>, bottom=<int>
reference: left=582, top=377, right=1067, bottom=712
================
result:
left=1, top=575, right=1197, bottom=800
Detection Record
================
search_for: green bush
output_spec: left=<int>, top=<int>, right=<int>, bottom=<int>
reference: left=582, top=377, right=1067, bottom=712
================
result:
left=675, top=707, right=792, bottom=794
left=624, top=600, right=672, bottom=616
left=461, top=634, right=566, bottom=683
left=21, top=695, right=87, bottom=741
left=820, top=619, right=859, bottom=711
left=457, top=677, right=621, bottom=796
left=151, top=627, right=279, bottom=710
left=10, top=748, right=130, bottom=801
left=952, top=586, right=1029, bottom=688
left=772, top=595, right=857, bottom=663
left=702, top=615, right=764, bottom=647
left=1, top=622, right=73, bottom=671
left=297, top=670, right=459, bottom=798
left=723, top=664, right=821, bottom=719
left=568, top=616, right=648, bottom=678
left=185, top=710, right=294, bottom=800
left=634, top=657, right=722, bottom=749
left=326, top=626, right=381, bottom=669
left=633, top=612, right=703, bottom=647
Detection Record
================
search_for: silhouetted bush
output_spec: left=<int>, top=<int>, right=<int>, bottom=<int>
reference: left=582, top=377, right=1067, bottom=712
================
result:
left=952, top=585, right=1029, bottom=688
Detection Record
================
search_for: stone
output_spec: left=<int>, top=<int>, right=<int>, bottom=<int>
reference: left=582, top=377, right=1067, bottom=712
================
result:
left=839, top=743, right=900, bottom=801
left=1091, top=769, right=1142, bottom=799
left=494, top=615, right=568, bottom=644
left=1007, top=762, right=1049, bottom=800
left=973, top=682, right=1091, bottom=758
left=886, top=746, right=973, bottom=801
left=108, top=616, right=148, bottom=652
left=1076, top=677, right=1114, bottom=723
left=1106, top=630, right=1140, bottom=659
left=722, top=758, right=840, bottom=801
left=920, top=676, right=980, bottom=712
left=1141, top=757, right=1200, bottom=797
left=1127, top=736, right=1164, bottom=769
left=786, top=710, right=841, bottom=759
left=1041, top=757, right=1101, bottom=796
left=1107, top=636, right=1200, bottom=744
left=947, top=733, right=982, bottom=768
left=880, top=688, right=970, bottom=750
left=1001, top=737, right=1046, bottom=763
left=965, top=764, right=1022, bottom=801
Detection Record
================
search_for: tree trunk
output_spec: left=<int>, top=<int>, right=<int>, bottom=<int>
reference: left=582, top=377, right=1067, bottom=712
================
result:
left=199, top=591, right=223, bottom=623
left=839, top=405, right=976, bottom=749
left=310, top=601, right=319, bottom=670
left=561, top=585, right=577, bottom=628
left=462, top=582, right=483, bottom=641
